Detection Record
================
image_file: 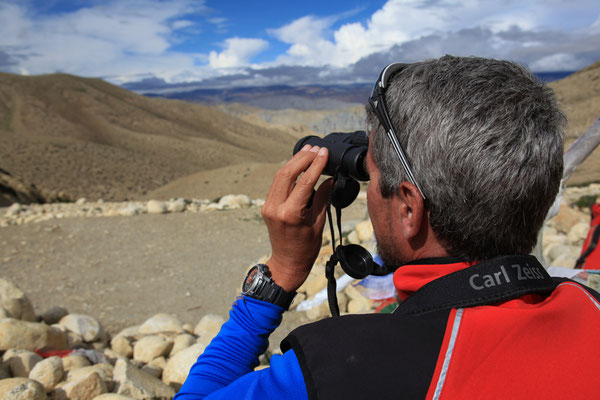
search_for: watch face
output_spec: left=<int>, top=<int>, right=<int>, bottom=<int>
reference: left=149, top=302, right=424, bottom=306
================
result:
left=243, top=266, right=260, bottom=293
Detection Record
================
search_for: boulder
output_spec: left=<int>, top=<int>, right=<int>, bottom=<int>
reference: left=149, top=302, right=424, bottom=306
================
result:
left=0, top=319, right=68, bottom=351
left=3, top=349, right=42, bottom=377
left=113, top=359, right=176, bottom=399
left=170, top=334, right=196, bottom=356
left=0, top=377, right=45, bottom=400
left=133, top=336, right=173, bottom=364
left=93, top=395, right=135, bottom=400
left=347, top=297, right=375, bottom=314
left=167, top=198, right=186, bottom=213
left=551, top=204, right=587, bottom=233
left=162, top=343, right=206, bottom=388
left=40, top=306, right=69, bottom=325
left=66, top=364, right=114, bottom=392
left=146, top=200, right=167, bottom=214
left=355, top=220, right=374, bottom=242
left=567, top=222, right=590, bottom=245
left=59, top=314, right=104, bottom=342
left=119, top=203, right=143, bottom=217
left=28, top=356, right=64, bottom=391
left=111, top=336, right=133, bottom=358
left=62, top=355, right=91, bottom=372
left=218, top=194, right=251, bottom=209
left=114, top=325, right=140, bottom=340
left=138, top=314, right=183, bottom=335
left=52, top=371, right=107, bottom=400
left=194, top=315, right=224, bottom=346
left=0, top=279, right=36, bottom=321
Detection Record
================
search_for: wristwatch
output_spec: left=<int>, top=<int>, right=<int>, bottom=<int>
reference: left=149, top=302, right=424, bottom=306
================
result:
left=242, top=264, right=297, bottom=310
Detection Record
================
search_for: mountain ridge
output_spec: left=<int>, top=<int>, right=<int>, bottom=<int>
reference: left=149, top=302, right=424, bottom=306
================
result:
left=0, top=72, right=297, bottom=201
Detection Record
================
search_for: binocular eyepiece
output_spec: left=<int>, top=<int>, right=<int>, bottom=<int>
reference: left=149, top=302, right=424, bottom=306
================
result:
left=293, top=131, right=370, bottom=182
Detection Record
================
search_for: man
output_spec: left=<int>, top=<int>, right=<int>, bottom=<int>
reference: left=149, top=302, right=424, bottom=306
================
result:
left=176, top=56, right=600, bottom=399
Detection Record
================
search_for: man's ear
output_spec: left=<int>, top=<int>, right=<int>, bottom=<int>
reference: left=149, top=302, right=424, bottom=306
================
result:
left=394, top=181, right=426, bottom=240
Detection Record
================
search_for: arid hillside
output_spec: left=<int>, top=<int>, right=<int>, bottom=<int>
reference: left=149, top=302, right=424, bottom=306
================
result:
left=0, top=73, right=297, bottom=201
left=549, top=60, right=600, bottom=185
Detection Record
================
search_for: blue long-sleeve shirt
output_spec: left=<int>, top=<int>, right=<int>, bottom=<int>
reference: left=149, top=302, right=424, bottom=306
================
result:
left=175, top=296, right=308, bottom=399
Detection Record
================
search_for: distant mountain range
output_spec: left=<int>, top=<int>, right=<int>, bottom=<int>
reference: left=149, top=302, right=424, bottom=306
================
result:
left=123, top=71, right=575, bottom=110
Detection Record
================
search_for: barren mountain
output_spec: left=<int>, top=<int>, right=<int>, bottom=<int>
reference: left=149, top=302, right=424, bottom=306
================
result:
left=0, top=73, right=296, bottom=201
left=549, top=60, right=600, bottom=185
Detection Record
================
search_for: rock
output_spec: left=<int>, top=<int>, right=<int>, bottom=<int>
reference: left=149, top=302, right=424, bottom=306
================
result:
left=289, top=292, right=306, bottom=311
left=111, top=336, right=133, bottom=358
left=146, top=200, right=166, bottom=214
left=0, top=360, right=10, bottom=379
left=62, top=355, right=91, bottom=371
left=102, top=348, right=124, bottom=366
left=3, top=349, right=42, bottom=377
left=170, top=334, right=196, bottom=356
left=133, top=336, right=173, bottom=364
left=0, top=307, right=10, bottom=318
left=587, top=274, right=600, bottom=292
left=182, top=323, right=193, bottom=334
left=40, top=306, right=69, bottom=325
left=66, top=364, right=114, bottom=392
left=162, top=343, right=206, bottom=389
left=114, top=325, right=140, bottom=340
left=305, top=301, right=331, bottom=321
left=113, top=359, right=176, bottom=399
left=0, top=319, right=68, bottom=351
left=149, top=357, right=166, bottom=370
left=167, top=198, right=186, bottom=213
left=140, top=364, right=162, bottom=379
left=119, top=203, right=143, bottom=217
left=347, top=297, right=375, bottom=314
left=53, top=371, right=107, bottom=400
left=567, top=222, right=590, bottom=244
left=6, top=203, right=23, bottom=216
left=301, top=273, right=328, bottom=298
left=551, top=254, right=578, bottom=268
left=0, top=278, right=36, bottom=321
left=541, top=233, right=568, bottom=248
left=355, top=220, right=374, bottom=242
left=551, top=204, right=587, bottom=233
left=218, top=194, right=251, bottom=209
left=194, top=314, right=224, bottom=346
left=59, top=314, right=104, bottom=342
left=0, top=377, right=45, bottom=400
left=346, top=230, right=360, bottom=245
left=93, top=395, right=135, bottom=400
left=28, top=356, right=63, bottom=391
left=75, top=198, right=87, bottom=205
left=138, top=314, right=183, bottom=335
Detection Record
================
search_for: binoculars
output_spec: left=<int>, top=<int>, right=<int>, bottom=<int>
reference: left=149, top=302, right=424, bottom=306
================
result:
left=293, top=131, right=370, bottom=182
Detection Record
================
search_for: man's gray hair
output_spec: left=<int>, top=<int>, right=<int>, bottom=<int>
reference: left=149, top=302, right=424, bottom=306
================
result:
left=366, top=55, right=565, bottom=260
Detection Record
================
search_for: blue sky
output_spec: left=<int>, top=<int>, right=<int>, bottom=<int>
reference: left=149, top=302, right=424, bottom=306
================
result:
left=1, top=0, right=599, bottom=87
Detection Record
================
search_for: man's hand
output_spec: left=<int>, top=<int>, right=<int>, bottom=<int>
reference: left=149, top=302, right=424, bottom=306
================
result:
left=261, top=145, right=332, bottom=292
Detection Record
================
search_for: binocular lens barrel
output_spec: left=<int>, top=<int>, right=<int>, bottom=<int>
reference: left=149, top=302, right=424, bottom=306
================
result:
left=293, top=131, right=370, bottom=182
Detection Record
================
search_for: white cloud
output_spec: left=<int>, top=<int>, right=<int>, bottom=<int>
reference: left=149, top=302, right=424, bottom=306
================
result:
left=267, top=0, right=600, bottom=72
left=530, top=53, right=587, bottom=71
left=208, top=38, right=269, bottom=68
left=0, top=0, right=209, bottom=82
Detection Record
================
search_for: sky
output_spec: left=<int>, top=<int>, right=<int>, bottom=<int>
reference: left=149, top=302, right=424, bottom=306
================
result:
left=0, top=0, right=599, bottom=87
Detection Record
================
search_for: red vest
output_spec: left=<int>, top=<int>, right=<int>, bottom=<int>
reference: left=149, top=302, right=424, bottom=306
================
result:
left=282, top=258, right=600, bottom=399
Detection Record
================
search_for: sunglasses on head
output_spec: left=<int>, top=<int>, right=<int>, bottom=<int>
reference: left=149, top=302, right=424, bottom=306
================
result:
left=369, top=63, right=426, bottom=200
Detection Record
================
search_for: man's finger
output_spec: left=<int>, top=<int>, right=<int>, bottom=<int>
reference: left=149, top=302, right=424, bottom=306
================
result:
left=266, top=145, right=318, bottom=205
left=310, top=177, right=334, bottom=222
left=286, top=147, right=329, bottom=210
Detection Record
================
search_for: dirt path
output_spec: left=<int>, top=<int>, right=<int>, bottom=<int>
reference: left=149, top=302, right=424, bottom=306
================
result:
left=0, top=198, right=368, bottom=346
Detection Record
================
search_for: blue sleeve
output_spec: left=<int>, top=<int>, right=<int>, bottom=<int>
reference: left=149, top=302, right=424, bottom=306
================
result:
left=175, top=296, right=308, bottom=400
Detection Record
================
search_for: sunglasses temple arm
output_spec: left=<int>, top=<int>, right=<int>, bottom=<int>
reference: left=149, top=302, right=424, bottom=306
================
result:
left=377, top=104, right=427, bottom=200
